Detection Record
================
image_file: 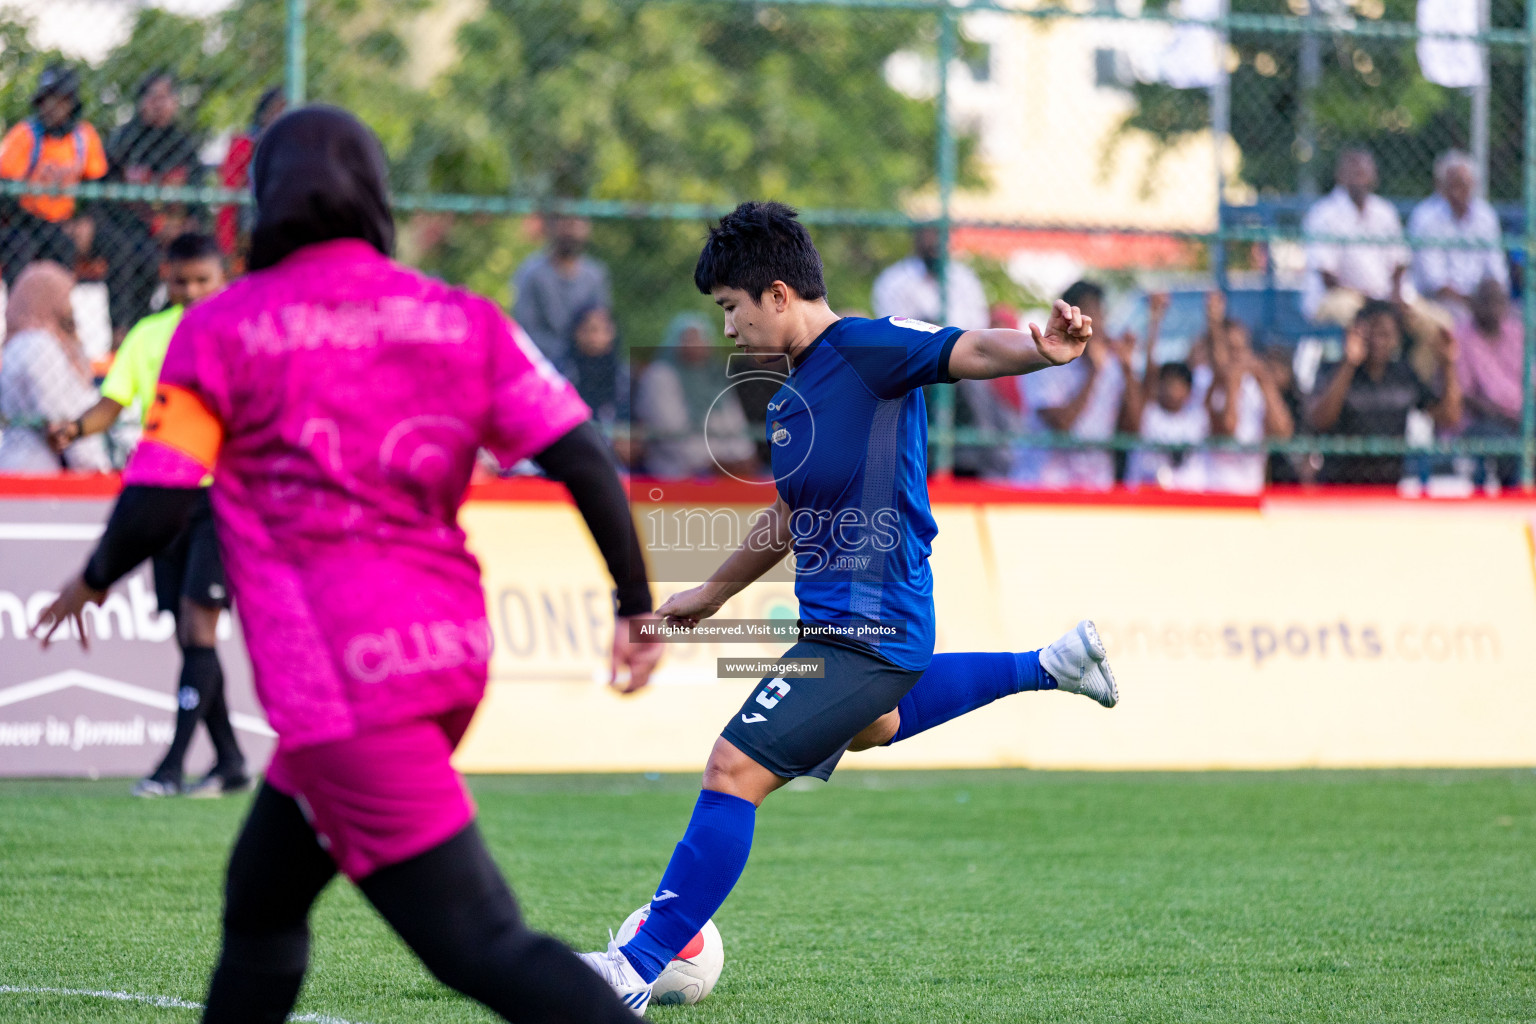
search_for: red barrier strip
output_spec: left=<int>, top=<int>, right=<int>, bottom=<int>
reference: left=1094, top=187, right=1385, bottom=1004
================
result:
left=0, top=474, right=125, bottom=497
left=2, top=473, right=1534, bottom=511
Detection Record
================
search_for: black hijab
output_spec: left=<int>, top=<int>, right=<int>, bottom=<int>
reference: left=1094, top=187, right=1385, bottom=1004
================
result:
left=248, top=105, right=394, bottom=271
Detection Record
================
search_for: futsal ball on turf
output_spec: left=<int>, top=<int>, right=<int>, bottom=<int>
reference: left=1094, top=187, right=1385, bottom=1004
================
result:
left=615, top=904, right=724, bottom=1005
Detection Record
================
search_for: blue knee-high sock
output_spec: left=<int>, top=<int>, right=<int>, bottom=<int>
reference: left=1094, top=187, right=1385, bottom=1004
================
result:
left=889, top=651, right=1056, bottom=744
left=620, top=789, right=755, bottom=983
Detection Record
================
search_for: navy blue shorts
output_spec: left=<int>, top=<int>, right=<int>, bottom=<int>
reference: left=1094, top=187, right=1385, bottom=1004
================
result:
left=720, top=640, right=924, bottom=781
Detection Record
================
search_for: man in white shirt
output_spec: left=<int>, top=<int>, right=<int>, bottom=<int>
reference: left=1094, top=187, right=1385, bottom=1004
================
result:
left=1304, top=148, right=1453, bottom=383
left=1303, top=148, right=1415, bottom=323
left=871, top=226, right=990, bottom=330
left=872, top=226, right=1009, bottom=476
left=1408, top=150, right=1508, bottom=308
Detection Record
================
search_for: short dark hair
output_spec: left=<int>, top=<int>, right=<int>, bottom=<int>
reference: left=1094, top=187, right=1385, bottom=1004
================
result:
left=165, top=232, right=222, bottom=265
left=694, top=201, right=826, bottom=301
left=1355, top=298, right=1401, bottom=332
left=1159, top=361, right=1194, bottom=386
left=1062, top=280, right=1104, bottom=309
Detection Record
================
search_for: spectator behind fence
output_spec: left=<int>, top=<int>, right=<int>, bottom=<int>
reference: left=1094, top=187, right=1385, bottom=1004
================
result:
left=1261, top=344, right=1309, bottom=485
left=107, top=70, right=206, bottom=236
left=216, top=87, right=286, bottom=259
left=0, top=65, right=107, bottom=286
left=1303, top=149, right=1412, bottom=325
left=634, top=313, right=757, bottom=480
left=1304, top=148, right=1454, bottom=387
left=1409, top=150, right=1508, bottom=309
left=1453, top=277, right=1525, bottom=486
left=1307, top=299, right=1462, bottom=485
left=1125, top=363, right=1206, bottom=489
left=56, top=207, right=142, bottom=346
left=1121, top=292, right=1208, bottom=489
left=871, top=227, right=1011, bottom=476
left=567, top=303, right=633, bottom=464
left=950, top=304, right=1028, bottom=479
left=0, top=261, right=111, bottom=472
left=1201, top=300, right=1294, bottom=494
left=511, top=214, right=611, bottom=371
left=1011, top=280, right=1124, bottom=490
left=104, top=70, right=206, bottom=334
left=871, top=226, right=989, bottom=330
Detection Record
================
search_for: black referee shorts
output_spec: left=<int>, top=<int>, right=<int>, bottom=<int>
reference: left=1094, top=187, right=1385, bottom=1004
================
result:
left=152, top=490, right=231, bottom=615
left=720, top=640, right=924, bottom=781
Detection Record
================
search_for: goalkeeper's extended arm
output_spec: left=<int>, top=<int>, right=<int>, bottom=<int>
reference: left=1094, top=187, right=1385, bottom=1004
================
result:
left=82, top=485, right=202, bottom=591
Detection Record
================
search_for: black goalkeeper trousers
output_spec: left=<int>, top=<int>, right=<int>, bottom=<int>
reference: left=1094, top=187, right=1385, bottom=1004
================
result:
left=202, top=782, right=636, bottom=1024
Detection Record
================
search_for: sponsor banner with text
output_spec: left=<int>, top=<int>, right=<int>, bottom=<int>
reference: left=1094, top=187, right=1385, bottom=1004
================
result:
left=4, top=487, right=1533, bottom=774
left=454, top=498, right=1536, bottom=772
left=0, top=498, right=273, bottom=778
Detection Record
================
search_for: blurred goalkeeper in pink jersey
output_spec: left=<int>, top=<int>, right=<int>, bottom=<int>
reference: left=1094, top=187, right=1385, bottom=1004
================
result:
left=34, top=106, right=664, bottom=1024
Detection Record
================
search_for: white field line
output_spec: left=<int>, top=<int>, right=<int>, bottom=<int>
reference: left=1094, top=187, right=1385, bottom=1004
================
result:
left=0, top=984, right=373, bottom=1024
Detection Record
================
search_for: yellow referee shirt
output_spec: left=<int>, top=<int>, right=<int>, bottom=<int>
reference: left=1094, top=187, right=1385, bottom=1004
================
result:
left=101, top=306, right=184, bottom=419
left=101, top=305, right=213, bottom=487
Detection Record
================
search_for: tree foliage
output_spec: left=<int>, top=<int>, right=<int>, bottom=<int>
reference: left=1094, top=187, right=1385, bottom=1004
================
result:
left=423, top=0, right=945, bottom=340
left=1115, top=0, right=1527, bottom=203
left=2, top=0, right=954, bottom=346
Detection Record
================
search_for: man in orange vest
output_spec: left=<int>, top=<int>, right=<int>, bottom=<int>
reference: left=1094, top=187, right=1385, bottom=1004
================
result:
left=0, top=65, right=108, bottom=286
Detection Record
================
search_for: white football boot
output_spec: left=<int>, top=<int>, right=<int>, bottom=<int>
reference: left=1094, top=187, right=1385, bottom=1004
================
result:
left=578, top=937, right=652, bottom=1016
left=1040, top=619, right=1118, bottom=708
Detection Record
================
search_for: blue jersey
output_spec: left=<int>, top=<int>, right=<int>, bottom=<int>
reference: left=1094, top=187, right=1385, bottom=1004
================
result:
left=768, top=315, right=963, bottom=671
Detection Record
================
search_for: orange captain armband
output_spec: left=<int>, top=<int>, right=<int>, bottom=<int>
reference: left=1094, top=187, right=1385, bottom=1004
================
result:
left=142, top=383, right=224, bottom=471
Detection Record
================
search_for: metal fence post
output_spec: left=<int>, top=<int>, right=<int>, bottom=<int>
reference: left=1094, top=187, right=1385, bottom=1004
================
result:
left=1524, top=0, right=1536, bottom=490
left=1472, top=0, right=1492, bottom=189
left=286, top=0, right=308, bottom=106
left=1211, top=0, right=1231, bottom=290
left=1297, top=1, right=1321, bottom=198
left=932, top=3, right=959, bottom=477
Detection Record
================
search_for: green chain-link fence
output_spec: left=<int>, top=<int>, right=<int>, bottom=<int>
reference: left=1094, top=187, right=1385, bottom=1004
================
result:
left=0, top=0, right=1531, bottom=491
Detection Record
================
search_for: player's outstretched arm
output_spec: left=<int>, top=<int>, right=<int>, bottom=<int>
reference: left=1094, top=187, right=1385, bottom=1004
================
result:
left=656, top=497, right=791, bottom=628
left=33, top=485, right=203, bottom=649
left=532, top=420, right=664, bottom=693
left=37, top=375, right=226, bottom=648
left=946, top=299, right=1092, bottom=380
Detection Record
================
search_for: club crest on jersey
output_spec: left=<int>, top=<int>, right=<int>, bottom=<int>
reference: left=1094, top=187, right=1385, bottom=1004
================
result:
left=889, top=316, right=942, bottom=334
left=771, top=421, right=791, bottom=446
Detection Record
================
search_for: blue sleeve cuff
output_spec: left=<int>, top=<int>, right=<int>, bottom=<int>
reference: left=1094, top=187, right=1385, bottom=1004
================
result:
left=935, top=327, right=964, bottom=385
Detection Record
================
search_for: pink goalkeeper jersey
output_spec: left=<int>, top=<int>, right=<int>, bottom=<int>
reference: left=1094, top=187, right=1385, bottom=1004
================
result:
left=124, top=239, right=591, bottom=749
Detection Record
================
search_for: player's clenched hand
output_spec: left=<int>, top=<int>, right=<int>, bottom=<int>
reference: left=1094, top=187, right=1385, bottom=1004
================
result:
left=611, top=613, right=665, bottom=694
left=656, top=585, right=724, bottom=629
left=1028, top=299, right=1092, bottom=366
left=32, top=575, right=106, bottom=650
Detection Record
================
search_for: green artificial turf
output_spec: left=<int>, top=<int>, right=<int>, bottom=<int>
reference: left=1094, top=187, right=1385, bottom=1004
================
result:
left=0, top=769, right=1532, bottom=1023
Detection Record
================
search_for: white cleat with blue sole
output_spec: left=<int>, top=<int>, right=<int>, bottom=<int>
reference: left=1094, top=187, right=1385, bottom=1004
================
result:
left=578, top=938, right=652, bottom=1016
left=1040, top=619, right=1118, bottom=708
